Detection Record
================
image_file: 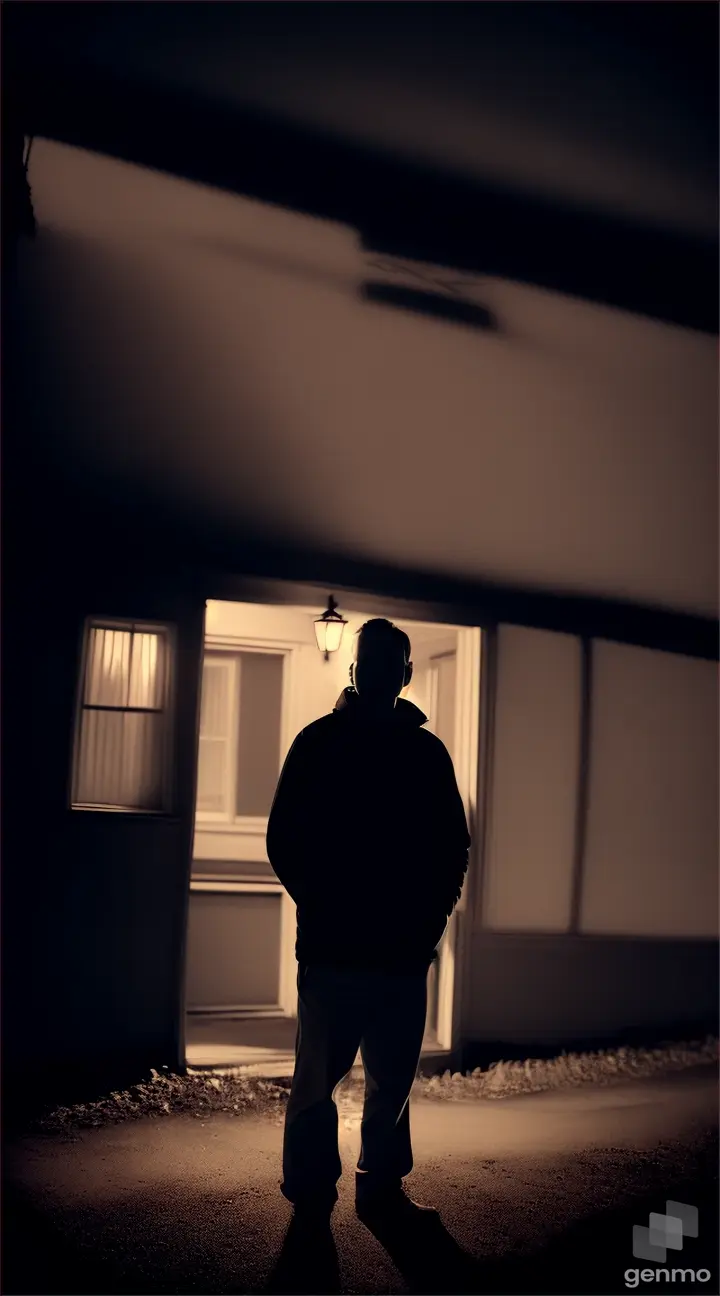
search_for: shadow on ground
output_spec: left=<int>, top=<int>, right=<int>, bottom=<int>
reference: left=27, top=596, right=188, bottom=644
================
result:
left=2, top=1124, right=714, bottom=1296
left=5, top=1162, right=715, bottom=1296
left=2, top=1189, right=125, bottom=1296
left=256, top=1168, right=719, bottom=1296
left=263, top=1215, right=342, bottom=1296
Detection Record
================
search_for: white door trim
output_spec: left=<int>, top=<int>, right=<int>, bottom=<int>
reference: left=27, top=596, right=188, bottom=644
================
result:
left=192, top=635, right=301, bottom=1017
left=278, top=646, right=302, bottom=1014
left=441, top=625, right=483, bottom=1053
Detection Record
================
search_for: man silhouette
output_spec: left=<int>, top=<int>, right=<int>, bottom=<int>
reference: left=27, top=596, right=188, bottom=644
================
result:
left=266, top=618, right=471, bottom=1223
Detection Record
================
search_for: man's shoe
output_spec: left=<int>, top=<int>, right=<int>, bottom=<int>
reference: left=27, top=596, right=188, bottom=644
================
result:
left=290, top=1198, right=335, bottom=1229
left=287, top=1192, right=334, bottom=1223
left=281, top=1182, right=336, bottom=1223
left=355, top=1180, right=438, bottom=1225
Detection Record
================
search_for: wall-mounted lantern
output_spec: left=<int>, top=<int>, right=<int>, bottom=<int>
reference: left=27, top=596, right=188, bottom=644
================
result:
left=314, top=596, right=348, bottom=661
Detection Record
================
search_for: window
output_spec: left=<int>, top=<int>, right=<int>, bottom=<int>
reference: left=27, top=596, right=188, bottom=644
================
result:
left=72, top=621, right=173, bottom=812
left=196, top=651, right=284, bottom=820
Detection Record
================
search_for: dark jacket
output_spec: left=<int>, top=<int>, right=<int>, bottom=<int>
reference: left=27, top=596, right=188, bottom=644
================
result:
left=266, top=687, right=471, bottom=973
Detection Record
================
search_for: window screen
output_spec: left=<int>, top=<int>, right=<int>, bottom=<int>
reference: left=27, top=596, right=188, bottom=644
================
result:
left=73, top=622, right=172, bottom=812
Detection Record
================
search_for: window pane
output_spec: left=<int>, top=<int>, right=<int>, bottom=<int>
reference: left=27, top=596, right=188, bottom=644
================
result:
left=196, top=660, right=232, bottom=815
left=128, top=632, right=165, bottom=709
left=84, top=627, right=165, bottom=711
left=200, top=660, right=231, bottom=737
left=75, top=710, right=166, bottom=810
left=85, top=627, right=132, bottom=708
left=197, top=737, right=228, bottom=813
left=236, top=653, right=284, bottom=817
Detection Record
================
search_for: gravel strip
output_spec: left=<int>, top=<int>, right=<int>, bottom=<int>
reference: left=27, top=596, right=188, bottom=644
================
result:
left=26, top=1036, right=717, bottom=1136
left=412, top=1036, right=719, bottom=1102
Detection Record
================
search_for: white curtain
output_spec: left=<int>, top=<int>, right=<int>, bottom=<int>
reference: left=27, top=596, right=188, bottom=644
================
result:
left=75, top=626, right=169, bottom=811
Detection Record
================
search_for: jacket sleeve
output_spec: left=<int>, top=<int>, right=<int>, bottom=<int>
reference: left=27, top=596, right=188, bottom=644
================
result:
left=266, top=731, right=312, bottom=905
left=428, top=740, right=471, bottom=922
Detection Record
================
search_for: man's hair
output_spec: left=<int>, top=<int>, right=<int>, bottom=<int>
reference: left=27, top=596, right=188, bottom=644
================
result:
left=354, top=618, right=411, bottom=663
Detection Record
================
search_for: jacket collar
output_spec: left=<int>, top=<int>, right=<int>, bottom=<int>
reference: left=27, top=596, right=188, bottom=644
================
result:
left=333, top=686, right=427, bottom=726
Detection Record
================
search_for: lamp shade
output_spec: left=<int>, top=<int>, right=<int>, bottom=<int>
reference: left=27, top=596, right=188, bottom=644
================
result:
left=314, top=596, right=348, bottom=657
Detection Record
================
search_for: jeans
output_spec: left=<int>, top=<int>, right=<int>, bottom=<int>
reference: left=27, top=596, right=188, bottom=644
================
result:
left=281, top=962, right=428, bottom=1204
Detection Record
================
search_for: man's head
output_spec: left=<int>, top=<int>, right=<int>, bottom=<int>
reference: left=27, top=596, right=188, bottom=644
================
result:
left=349, top=618, right=413, bottom=709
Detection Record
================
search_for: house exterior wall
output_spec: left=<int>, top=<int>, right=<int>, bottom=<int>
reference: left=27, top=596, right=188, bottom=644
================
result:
left=4, top=138, right=717, bottom=1111
left=2, top=521, right=716, bottom=1119
left=462, top=932, right=718, bottom=1048
left=1, top=534, right=206, bottom=1117
left=580, top=642, right=718, bottom=939
left=462, top=625, right=718, bottom=1055
left=481, top=627, right=582, bottom=932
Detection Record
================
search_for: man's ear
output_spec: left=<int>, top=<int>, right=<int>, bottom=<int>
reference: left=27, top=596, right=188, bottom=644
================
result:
left=404, top=661, right=413, bottom=687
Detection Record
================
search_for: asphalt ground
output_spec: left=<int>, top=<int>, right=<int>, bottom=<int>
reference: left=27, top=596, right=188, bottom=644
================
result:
left=3, top=1067, right=718, bottom=1296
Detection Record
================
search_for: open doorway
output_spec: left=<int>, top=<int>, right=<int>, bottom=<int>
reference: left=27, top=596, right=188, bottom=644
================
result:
left=184, top=594, right=482, bottom=1074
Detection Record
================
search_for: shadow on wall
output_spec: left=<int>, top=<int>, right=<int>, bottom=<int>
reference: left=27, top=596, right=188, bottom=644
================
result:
left=462, top=931, right=719, bottom=1057
left=14, top=228, right=321, bottom=545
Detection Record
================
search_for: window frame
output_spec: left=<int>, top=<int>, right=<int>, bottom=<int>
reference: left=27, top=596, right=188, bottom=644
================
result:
left=70, top=616, right=176, bottom=816
left=194, top=637, right=293, bottom=833
left=195, top=652, right=241, bottom=822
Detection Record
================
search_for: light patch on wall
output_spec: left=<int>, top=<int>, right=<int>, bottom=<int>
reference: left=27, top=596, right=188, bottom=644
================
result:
left=581, top=642, right=719, bottom=939
left=483, top=626, right=582, bottom=932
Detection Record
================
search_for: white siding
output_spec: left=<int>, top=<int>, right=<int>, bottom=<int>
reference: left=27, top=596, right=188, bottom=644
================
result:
left=482, top=626, right=582, bottom=931
left=581, top=642, right=719, bottom=938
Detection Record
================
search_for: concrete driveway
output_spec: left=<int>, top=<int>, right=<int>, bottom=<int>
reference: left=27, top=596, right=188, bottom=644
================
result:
left=3, top=1068, right=717, bottom=1296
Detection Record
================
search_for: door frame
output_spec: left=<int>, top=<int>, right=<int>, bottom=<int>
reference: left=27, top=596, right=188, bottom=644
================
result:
left=192, top=577, right=485, bottom=1053
left=190, top=632, right=300, bottom=1016
left=446, top=625, right=483, bottom=1054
